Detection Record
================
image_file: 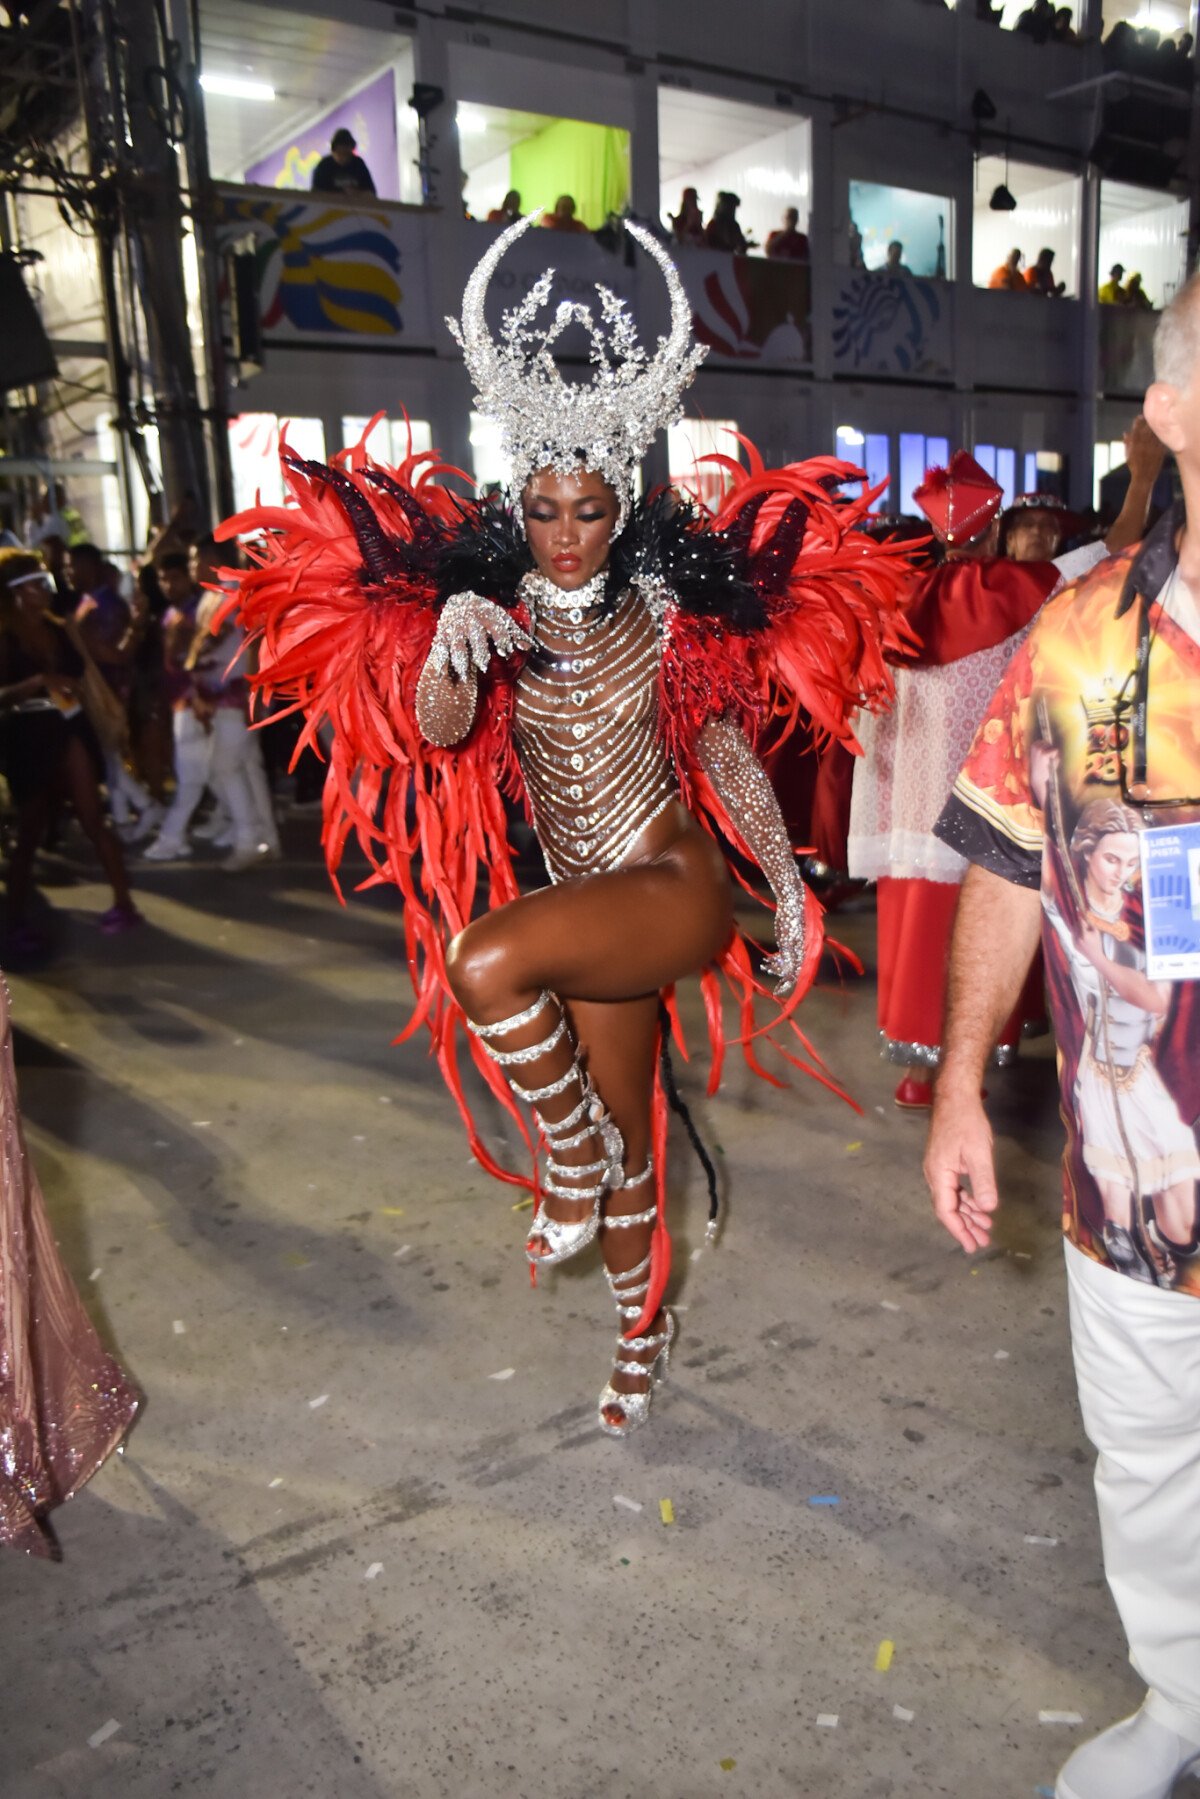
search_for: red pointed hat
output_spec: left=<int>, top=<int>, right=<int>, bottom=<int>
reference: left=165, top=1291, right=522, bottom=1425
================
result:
left=913, top=451, right=1003, bottom=548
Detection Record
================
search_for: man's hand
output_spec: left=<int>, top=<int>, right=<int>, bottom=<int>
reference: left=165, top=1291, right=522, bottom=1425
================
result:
left=923, top=1084, right=999, bottom=1253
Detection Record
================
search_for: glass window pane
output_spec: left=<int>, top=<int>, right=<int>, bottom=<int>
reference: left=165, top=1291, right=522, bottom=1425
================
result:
left=669, top=418, right=738, bottom=509
left=996, top=447, right=1017, bottom=509
left=899, top=433, right=925, bottom=515
left=1024, top=451, right=1039, bottom=494
left=864, top=434, right=890, bottom=510
left=925, top=436, right=948, bottom=471
left=974, top=443, right=996, bottom=480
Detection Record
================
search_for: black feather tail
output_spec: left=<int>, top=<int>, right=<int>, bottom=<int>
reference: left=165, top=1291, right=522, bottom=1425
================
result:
left=657, top=1000, right=719, bottom=1235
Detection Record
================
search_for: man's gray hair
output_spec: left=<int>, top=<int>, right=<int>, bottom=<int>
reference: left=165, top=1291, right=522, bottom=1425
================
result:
left=1153, top=269, right=1200, bottom=386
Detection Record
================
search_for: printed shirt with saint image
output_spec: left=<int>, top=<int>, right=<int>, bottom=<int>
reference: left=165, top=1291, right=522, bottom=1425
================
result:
left=934, top=511, right=1200, bottom=1294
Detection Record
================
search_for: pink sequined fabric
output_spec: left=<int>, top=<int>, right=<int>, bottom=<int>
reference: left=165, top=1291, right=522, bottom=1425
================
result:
left=0, top=980, right=140, bottom=1557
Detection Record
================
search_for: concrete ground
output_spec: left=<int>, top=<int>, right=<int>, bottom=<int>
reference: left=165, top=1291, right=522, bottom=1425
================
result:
left=0, top=820, right=1177, bottom=1799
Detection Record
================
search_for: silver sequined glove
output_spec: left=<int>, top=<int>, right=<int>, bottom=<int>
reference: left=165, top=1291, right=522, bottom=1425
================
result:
left=429, top=591, right=532, bottom=680
left=762, top=876, right=808, bottom=999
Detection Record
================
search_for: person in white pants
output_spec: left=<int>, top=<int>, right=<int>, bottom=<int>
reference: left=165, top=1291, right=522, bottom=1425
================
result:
left=144, top=552, right=277, bottom=869
left=924, top=278, right=1200, bottom=1799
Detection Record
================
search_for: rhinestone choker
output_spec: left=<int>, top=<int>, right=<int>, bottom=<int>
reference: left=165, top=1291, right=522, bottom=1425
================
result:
left=520, top=570, right=608, bottom=619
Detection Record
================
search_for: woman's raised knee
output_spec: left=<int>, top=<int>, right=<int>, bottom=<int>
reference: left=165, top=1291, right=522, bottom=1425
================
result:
left=446, top=921, right=512, bottom=1016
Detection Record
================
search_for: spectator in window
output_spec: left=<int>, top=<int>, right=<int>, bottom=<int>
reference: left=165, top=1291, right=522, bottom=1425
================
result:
left=1099, top=262, right=1127, bottom=304
left=1051, top=6, right=1077, bottom=44
left=884, top=239, right=913, bottom=276
left=765, top=207, right=810, bottom=261
left=486, top=190, right=522, bottom=225
left=1015, top=0, right=1055, bottom=42
left=1025, top=247, right=1066, bottom=297
left=989, top=248, right=1027, bottom=291
left=705, top=191, right=748, bottom=255
left=1124, top=271, right=1154, bottom=312
left=540, top=194, right=589, bottom=234
left=670, top=187, right=706, bottom=248
left=848, top=216, right=865, bottom=269
left=311, top=129, right=376, bottom=197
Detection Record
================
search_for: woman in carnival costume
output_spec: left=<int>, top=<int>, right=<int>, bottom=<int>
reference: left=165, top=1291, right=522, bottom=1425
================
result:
left=216, top=219, right=913, bottom=1435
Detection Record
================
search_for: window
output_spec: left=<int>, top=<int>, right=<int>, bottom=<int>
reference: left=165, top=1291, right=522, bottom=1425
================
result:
left=460, top=105, right=630, bottom=229
left=659, top=91, right=812, bottom=255
left=973, top=158, right=1081, bottom=296
left=1099, top=183, right=1188, bottom=313
left=469, top=411, right=510, bottom=493
left=668, top=418, right=739, bottom=509
left=848, top=183, right=952, bottom=280
left=229, top=414, right=325, bottom=515
left=342, top=416, right=433, bottom=462
left=898, top=432, right=949, bottom=516
left=835, top=426, right=890, bottom=511
left=973, top=442, right=1018, bottom=509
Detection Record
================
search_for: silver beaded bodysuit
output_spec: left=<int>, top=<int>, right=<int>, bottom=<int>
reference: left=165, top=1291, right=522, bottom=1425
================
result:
left=514, top=573, right=676, bottom=883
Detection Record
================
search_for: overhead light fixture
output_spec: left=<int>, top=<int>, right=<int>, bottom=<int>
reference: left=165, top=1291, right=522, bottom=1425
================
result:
left=990, top=183, right=1017, bottom=211
left=836, top=426, right=865, bottom=447
left=200, top=73, right=276, bottom=102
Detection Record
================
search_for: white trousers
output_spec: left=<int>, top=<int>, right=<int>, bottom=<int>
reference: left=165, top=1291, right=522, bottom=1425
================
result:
left=1066, top=1239, right=1200, bottom=1734
left=158, top=709, right=271, bottom=855
left=103, top=748, right=155, bottom=822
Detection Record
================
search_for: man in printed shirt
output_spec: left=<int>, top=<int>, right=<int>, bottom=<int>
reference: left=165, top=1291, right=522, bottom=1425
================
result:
left=925, top=280, right=1200, bottom=1799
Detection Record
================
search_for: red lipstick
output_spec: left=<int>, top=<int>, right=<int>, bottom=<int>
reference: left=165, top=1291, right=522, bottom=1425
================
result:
left=552, top=553, right=581, bottom=572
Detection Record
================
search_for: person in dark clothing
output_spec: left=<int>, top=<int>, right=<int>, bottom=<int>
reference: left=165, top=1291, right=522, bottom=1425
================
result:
left=0, top=549, right=140, bottom=950
left=311, top=128, right=376, bottom=197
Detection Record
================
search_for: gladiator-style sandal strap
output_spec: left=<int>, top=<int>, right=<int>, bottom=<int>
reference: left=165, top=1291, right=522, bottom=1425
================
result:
left=603, top=1203, right=657, bottom=1230
left=466, top=992, right=553, bottom=1040
left=513, top=1066, right=582, bottom=1105
left=483, top=1015, right=569, bottom=1067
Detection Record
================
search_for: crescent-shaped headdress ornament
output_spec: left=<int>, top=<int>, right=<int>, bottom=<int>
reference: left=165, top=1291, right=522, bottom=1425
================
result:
left=447, top=214, right=706, bottom=521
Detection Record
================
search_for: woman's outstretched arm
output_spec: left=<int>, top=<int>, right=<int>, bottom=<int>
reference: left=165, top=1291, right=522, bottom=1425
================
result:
left=696, top=716, right=809, bottom=994
left=415, top=591, right=530, bottom=747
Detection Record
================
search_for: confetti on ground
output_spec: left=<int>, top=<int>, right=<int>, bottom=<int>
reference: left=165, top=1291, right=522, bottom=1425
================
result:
left=511, top=1196, right=534, bottom=1212
left=995, top=1350, right=1010, bottom=1360
left=816, top=1714, right=838, bottom=1729
left=393, top=1245, right=412, bottom=1259
left=283, top=1253, right=313, bottom=1269
left=308, top=1394, right=329, bottom=1410
left=659, top=1499, right=675, bottom=1526
left=874, top=1104, right=887, bottom=1115
left=89, top=1268, right=102, bottom=1283
left=154, top=1140, right=169, bottom=1148
left=172, top=1320, right=186, bottom=1336
left=845, top=1141, right=862, bottom=1154
left=268, top=1478, right=282, bottom=1489
left=88, top=1720, right=121, bottom=1750
left=364, top=1562, right=383, bottom=1580
left=192, top=1120, right=211, bottom=1128
left=1039, top=1711, right=1083, bottom=1725
left=691, top=1248, right=703, bottom=1261
left=613, top=1495, right=643, bottom=1513
left=880, top=1300, right=901, bottom=1312
left=233, top=1038, right=244, bottom=1046
left=1025, top=1535, right=1059, bottom=1546
left=719, top=1759, right=737, bottom=1772
left=378, top=1096, right=392, bottom=1103
left=352, top=1134, right=366, bottom=1142
left=1014, top=1250, right=1032, bottom=1260
left=379, top=1207, right=405, bottom=1217
left=893, top=1705, right=914, bottom=1723
left=808, top=1495, right=839, bottom=1507
left=488, top=1368, right=515, bottom=1381
left=619, top=1556, right=630, bottom=1566
left=875, top=1639, right=895, bottom=1672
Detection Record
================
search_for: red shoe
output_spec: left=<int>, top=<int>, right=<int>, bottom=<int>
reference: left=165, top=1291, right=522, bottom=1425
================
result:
left=894, top=1072, right=933, bottom=1110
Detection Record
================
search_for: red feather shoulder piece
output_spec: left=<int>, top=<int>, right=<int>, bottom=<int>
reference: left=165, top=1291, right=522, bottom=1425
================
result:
left=213, top=428, right=536, bottom=1184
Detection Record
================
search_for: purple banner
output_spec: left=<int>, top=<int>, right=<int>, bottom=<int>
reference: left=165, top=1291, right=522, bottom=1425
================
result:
left=245, top=69, right=398, bottom=202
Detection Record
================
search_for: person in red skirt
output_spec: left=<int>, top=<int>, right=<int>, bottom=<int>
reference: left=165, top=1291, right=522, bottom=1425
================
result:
left=848, top=432, right=1163, bottom=1108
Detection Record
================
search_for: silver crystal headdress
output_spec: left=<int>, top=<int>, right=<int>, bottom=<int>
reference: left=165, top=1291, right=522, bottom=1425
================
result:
left=447, top=214, right=706, bottom=520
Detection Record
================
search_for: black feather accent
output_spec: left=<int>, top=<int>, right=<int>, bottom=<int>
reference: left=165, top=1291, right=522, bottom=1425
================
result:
left=746, top=498, right=808, bottom=597
left=285, top=454, right=413, bottom=585
left=434, top=493, right=533, bottom=610
left=361, top=469, right=447, bottom=576
left=607, top=489, right=767, bottom=630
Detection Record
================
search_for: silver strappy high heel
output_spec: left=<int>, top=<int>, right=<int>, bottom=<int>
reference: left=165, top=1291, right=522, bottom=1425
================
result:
left=468, top=991, right=624, bottom=1266
left=598, top=1167, right=674, bottom=1436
